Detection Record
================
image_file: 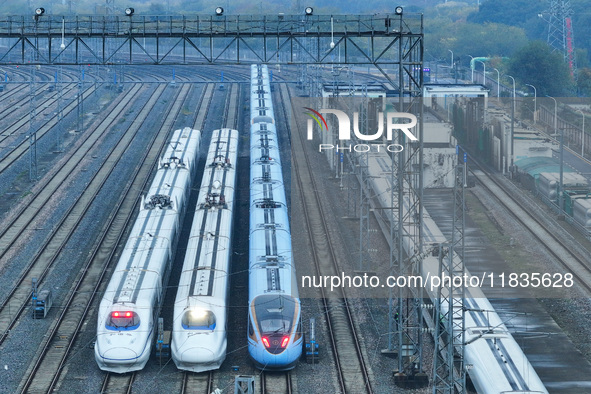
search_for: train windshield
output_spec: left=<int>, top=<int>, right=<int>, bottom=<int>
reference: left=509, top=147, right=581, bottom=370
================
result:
left=182, top=309, right=216, bottom=330
left=105, top=310, right=140, bottom=331
left=253, top=295, right=297, bottom=335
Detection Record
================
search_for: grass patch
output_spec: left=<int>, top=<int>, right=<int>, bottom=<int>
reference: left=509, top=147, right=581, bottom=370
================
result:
left=20, top=190, right=32, bottom=199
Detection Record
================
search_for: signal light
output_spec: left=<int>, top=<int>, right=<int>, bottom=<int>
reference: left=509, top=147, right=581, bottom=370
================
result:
left=262, top=336, right=271, bottom=348
left=281, top=336, right=290, bottom=348
left=35, top=8, right=45, bottom=16
left=305, top=7, right=313, bottom=15
left=125, top=7, right=134, bottom=16
left=215, top=7, right=224, bottom=16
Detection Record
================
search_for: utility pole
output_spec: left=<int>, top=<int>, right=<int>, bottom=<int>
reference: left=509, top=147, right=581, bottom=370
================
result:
left=55, top=66, right=64, bottom=152
left=29, top=65, right=38, bottom=181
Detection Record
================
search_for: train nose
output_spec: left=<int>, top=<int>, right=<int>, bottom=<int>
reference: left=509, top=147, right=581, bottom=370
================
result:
left=102, top=347, right=138, bottom=363
left=180, top=347, right=216, bottom=363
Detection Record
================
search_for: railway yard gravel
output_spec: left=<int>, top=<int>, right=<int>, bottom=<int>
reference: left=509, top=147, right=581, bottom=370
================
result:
left=2, top=66, right=591, bottom=393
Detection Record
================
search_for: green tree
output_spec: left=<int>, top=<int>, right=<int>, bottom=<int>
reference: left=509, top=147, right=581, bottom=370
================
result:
left=508, top=41, right=574, bottom=96
left=426, top=21, right=527, bottom=65
left=468, top=0, right=545, bottom=28
left=453, top=23, right=528, bottom=58
left=576, top=68, right=591, bottom=96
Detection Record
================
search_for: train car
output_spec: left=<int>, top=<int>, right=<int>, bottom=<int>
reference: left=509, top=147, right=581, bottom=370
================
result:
left=95, top=127, right=200, bottom=373
left=574, top=198, right=591, bottom=229
left=250, top=68, right=275, bottom=125
left=537, top=172, right=588, bottom=203
left=514, top=157, right=591, bottom=232
left=462, top=295, right=548, bottom=394
left=171, top=128, right=239, bottom=372
left=247, top=65, right=303, bottom=370
left=424, top=252, right=548, bottom=393
left=359, top=149, right=547, bottom=393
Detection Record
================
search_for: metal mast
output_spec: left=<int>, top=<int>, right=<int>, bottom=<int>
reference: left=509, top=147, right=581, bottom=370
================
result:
left=390, top=10, right=426, bottom=388
left=28, top=65, right=38, bottom=181
left=546, top=0, right=577, bottom=77
left=432, top=159, right=467, bottom=394
left=358, top=85, right=374, bottom=273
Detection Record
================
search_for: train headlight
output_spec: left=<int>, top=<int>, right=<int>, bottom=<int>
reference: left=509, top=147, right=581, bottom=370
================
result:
left=281, top=336, right=290, bottom=348
left=182, top=308, right=216, bottom=330
left=262, top=336, right=271, bottom=348
left=189, top=308, right=208, bottom=319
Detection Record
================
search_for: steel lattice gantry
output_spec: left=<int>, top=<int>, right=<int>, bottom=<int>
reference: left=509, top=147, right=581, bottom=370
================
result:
left=432, top=163, right=467, bottom=394
left=0, top=13, right=423, bottom=89
left=544, top=0, right=577, bottom=77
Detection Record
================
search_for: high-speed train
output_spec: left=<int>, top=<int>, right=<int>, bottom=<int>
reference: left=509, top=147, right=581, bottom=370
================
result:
left=248, top=65, right=303, bottom=370
left=171, top=128, right=238, bottom=372
left=95, top=127, right=200, bottom=373
left=357, top=150, right=547, bottom=393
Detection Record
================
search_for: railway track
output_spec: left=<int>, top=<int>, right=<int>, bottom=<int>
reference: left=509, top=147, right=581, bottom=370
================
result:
left=261, top=371, right=293, bottom=394
left=0, top=67, right=149, bottom=166
left=17, top=83, right=210, bottom=393
left=278, top=83, right=373, bottom=394
left=100, top=372, right=136, bottom=394
left=471, top=164, right=591, bottom=295
left=193, top=83, right=216, bottom=130
left=0, top=82, right=98, bottom=171
left=0, top=81, right=68, bottom=117
left=0, top=81, right=144, bottom=258
left=180, top=372, right=214, bottom=394
left=0, top=83, right=78, bottom=146
left=221, top=83, right=241, bottom=130
left=0, top=83, right=149, bottom=341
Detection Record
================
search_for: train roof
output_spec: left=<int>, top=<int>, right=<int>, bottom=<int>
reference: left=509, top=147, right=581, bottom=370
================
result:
left=514, top=156, right=575, bottom=178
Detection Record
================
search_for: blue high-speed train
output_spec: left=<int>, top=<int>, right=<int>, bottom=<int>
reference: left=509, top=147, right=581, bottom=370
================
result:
left=248, top=65, right=302, bottom=370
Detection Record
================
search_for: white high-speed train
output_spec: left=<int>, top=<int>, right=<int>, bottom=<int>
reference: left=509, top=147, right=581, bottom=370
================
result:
left=171, top=128, right=238, bottom=372
left=95, top=127, right=200, bottom=373
left=247, top=65, right=303, bottom=370
left=357, top=150, right=547, bottom=393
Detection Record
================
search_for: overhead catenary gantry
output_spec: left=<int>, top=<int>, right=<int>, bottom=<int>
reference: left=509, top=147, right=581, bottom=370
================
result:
left=0, top=13, right=423, bottom=91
